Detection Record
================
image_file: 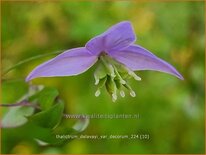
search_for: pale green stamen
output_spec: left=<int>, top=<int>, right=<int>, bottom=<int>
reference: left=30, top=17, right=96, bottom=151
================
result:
left=95, top=89, right=101, bottom=97
left=112, top=93, right=117, bottom=102
left=94, top=76, right=100, bottom=85
left=94, top=62, right=107, bottom=85
left=100, top=56, right=115, bottom=78
left=94, top=54, right=140, bottom=102
left=130, top=90, right=136, bottom=97
left=128, top=70, right=141, bottom=81
left=120, top=90, right=125, bottom=97
left=104, top=54, right=141, bottom=81
left=113, top=65, right=126, bottom=84
left=123, top=83, right=136, bottom=98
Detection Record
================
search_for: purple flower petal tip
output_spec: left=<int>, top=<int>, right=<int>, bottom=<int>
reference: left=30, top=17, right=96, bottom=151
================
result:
left=26, top=74, right=33, bottom=82
left=171, top=68, right=184, bottom=80
left=109, top=45, right=184, bottom=80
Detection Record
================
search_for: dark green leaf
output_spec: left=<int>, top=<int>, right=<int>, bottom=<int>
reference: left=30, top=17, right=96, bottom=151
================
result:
left=29, top=100, right=64, bottom=129
left=30, top=87, right=59, bottom=110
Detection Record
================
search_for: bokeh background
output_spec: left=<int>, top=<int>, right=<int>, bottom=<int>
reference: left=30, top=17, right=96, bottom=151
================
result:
left=1, top=1, right=205, bottom=154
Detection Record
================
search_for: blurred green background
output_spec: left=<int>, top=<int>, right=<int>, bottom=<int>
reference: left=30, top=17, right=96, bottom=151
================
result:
left=1, top=1, right=205, bottom=154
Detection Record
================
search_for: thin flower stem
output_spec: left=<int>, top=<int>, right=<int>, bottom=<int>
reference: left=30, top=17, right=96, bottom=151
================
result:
left=0, top=100, right=41, bottom=109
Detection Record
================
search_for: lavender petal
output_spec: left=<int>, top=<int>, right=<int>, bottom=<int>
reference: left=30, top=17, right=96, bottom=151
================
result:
left=26, top=47, right=97, bottom=81
left=109, top=45, right=184, bottom=80
left=85, top=21, right=136, bottom=55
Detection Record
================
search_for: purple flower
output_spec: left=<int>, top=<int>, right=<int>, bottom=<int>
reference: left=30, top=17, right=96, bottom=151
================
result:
left=26, top=21, right=183, bottom=101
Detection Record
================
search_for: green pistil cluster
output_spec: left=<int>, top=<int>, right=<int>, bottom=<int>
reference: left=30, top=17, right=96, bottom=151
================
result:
left=94, top=53, right=141, bottom=102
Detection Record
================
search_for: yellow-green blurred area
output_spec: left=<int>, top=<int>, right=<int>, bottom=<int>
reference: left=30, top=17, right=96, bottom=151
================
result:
left=1, top=1, right=205, bottom=154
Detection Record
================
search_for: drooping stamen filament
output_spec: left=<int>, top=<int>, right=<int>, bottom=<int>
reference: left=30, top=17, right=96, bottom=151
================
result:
left=94, top=76, right=99, bottom=85
left=94, top=76, right=107, bottom=97
left=130, top=91, right=136, bottom=97
left=94, top=62, right=107, bottom=85
left=95, top=89, right=101, bottom=97
left=112, top=93, right=117, bottom=102
left=123, top=82, right=136, bottom=98
left=113, top=65, right=126, bottom=84
left=120, top=90, right=125, bottom=97
left=128, top=70, right=141, bottom=81
left=100, top=56, right=115, bottom=78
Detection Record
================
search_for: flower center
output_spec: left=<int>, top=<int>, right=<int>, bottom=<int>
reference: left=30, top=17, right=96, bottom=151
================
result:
left=94, top=54, right=141, bottom=102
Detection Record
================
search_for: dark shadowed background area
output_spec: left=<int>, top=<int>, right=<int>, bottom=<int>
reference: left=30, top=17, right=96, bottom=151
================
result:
left=1, top=1, right=205, bottom=154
